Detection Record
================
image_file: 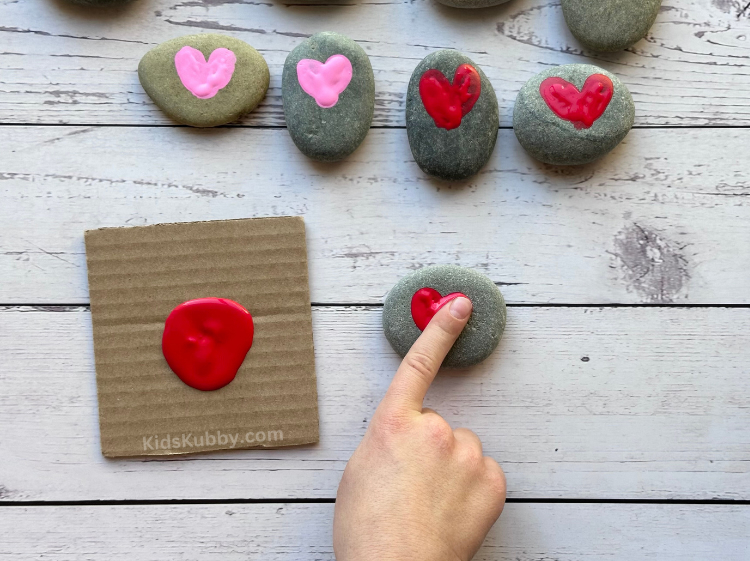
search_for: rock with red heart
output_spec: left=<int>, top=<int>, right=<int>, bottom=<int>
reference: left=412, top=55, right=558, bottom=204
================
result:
left=383, top=265, right=507, bottom=368
left=513, top=64, right=634, bottom=165
left=406, top=50, right=499, bottom=181
left=138, top=34, right=269, bottom=127
left=282, top=32, right=375, bottom=162
left=562, top=0, right=662, bottom=52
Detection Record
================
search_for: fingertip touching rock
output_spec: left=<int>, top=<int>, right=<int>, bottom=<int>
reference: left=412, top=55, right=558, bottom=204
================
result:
left=383, top=265, right=507, bottom=368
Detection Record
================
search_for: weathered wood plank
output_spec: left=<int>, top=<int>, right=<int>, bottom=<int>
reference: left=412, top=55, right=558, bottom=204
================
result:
left=1, top=503, right=749, bottom=560
left=1, top=127, right=749, bottom=304
left=1, top=306, right=747, bottom=501
left=1, top=0, right=749, bottom=126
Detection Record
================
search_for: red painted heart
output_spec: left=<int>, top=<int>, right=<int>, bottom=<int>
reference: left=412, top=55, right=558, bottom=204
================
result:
left=419, top=64, right=481, bottom=131
left=411, top=287, right=469, bottom=331
left=162, top=297, right=254, bottom=391
left=539, top=74, right=614, bottom=129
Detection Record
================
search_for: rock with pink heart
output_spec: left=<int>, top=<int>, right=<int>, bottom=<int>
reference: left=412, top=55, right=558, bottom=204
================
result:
left=513, top=64, right=634, bottom=165
left=383, top=265, right=507, bottom=368
left=282, top=32, right=374, bottom=161
left=138, top=34, right=269, bottom=127
left=406, top=50, right=499, bottom=181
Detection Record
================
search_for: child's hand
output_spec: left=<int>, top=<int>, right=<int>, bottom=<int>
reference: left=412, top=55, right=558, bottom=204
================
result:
left=333, top=297, right=506, bottom=561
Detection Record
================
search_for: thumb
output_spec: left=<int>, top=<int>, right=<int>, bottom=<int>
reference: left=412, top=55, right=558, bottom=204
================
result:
left=381, top=296, right=472, bottom=414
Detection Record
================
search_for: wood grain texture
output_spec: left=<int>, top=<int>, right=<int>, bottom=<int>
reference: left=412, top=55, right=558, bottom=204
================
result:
left=1, top=0, right=749, bottom=126
left=1, top=126, right=749, bottom=305
left=1, top=305, right=748, bottom=502
left=2, top=502, right=749, bottom=560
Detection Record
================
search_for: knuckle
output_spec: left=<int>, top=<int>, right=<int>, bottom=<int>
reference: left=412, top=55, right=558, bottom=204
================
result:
left=457, top=442, right=484, bottom=470
left=370, top=412, right=410, bottom=441
left=403, top=351, right=436, bottom=384
left=421, top=414, right=454, bottom=451
left=484, top=458, right=507, bottom=500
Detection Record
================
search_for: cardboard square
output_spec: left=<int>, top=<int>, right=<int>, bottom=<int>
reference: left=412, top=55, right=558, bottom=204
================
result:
left=85, top=216, right=319, bottom=457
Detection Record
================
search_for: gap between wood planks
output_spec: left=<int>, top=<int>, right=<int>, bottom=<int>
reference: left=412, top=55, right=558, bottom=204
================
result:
left=3, top=304, right=750, bottom=310
left=1, top=498, right=749, bottom=507
left=1, top=123, right=750, bottom=130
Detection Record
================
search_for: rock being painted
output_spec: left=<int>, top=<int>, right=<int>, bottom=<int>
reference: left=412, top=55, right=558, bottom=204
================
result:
left=406, top=50, right=499, bottom=181
left=138, top=34, right=269, bottom=127
left=383, top=265, right=506, bottom=368
left=282, top=32, right=375, bottom=162
left=562, top=0, right=662, bottom=52
left=513, top=64, right=634, bottom=165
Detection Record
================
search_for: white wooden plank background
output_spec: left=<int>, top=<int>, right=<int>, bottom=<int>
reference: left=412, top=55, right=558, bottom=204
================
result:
left=2, top=503, right=749, bottom=560
left=2, top=305, right=748, bottom=502
left=2, top=0, right=749, bottom=557
left=1, top=0, right=750, bottom=127
left=1, top=126, right=749, bottom=305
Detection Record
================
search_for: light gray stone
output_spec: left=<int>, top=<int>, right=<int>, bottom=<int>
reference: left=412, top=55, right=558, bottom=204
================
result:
left=562, top=0, right=662, bottom=52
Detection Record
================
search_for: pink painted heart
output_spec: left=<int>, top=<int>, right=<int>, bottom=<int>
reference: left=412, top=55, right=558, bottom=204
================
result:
left=296, top=55, right=353, bottom=108
left=174, top=46, right=236, bottom=100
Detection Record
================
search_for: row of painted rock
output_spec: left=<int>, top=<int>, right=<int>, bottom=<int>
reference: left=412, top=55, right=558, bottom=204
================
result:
left=138, top=32, right=635, bottom=179
left=138, top=32, right=374, bottom=163
left=435, top=0, right=662, bottom=53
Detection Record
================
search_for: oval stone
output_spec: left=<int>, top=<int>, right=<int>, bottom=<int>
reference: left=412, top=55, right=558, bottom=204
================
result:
left=282, top=32, right=375, bottom=162
left=562, top=0, right=662, bottom=52
left=436, top=0, right=511, bottom=7
left=406, top=50, right=499, bottom=181
left=138, top=34, right=269, bottom=128
left=513, top=64, right=634, bottom=165
left=383, top=265, right=507, bottom=368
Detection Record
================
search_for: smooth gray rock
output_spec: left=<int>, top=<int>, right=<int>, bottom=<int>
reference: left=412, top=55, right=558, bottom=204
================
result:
left=406, top=50, right=499, bottom=181
left=282, top=32, right=375, bottom=162
left=562, top=0, right=662, bottom=52
left=513, top=64, right=634, bottom=166
left=138, top=34, right=269, bottom=128
left=436, top=0, right=512, bottom=8
left=383, top=265, right=506, bottom=368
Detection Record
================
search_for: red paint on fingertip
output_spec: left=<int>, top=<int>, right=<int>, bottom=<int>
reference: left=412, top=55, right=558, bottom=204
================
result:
left=539, top=74, right=614, bottom=129
left=162, top=297, right=254, bottom=391
left=411, top=287, right=469, bottom=331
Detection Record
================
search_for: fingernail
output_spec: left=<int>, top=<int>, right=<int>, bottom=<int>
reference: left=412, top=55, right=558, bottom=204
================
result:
left=449, top=297, right=472, bottom=320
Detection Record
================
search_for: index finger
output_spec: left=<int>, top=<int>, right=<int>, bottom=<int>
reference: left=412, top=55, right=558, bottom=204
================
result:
left=380, top=296, right=472, bottom=414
